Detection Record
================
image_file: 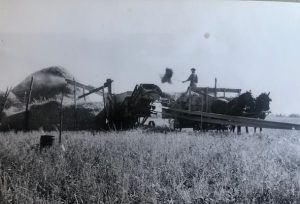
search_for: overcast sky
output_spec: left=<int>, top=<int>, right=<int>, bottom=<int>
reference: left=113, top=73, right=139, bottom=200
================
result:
left=0, top=0, right=300, bottom=114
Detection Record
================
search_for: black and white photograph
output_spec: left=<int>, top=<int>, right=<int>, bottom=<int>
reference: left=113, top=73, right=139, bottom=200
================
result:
left=1, top=0, right=300, bottom=203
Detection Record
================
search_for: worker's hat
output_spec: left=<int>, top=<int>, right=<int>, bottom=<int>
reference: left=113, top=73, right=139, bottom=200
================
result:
left=191, top=68, right=196, bottom=71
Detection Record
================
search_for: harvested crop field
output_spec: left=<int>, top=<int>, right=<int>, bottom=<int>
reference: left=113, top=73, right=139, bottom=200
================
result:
left=1, top=120, right=300, bottom=203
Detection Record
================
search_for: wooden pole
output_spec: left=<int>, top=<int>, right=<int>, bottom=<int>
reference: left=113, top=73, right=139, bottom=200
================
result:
left=214, top=78, right=217, bottom=98
left=83, top=88, right=86, bottom=101
left=107, top=79, right=112, bottom=95
left=73, top=78, right=77, bottom=130
left=0, top=87, right=10, bottom=120
left=188, top=87, right=192, bottom=111
left=200, top=95, right=203, bottom=130
left=4, top=87, right=9, bottom=105
left=105, top=79, right=113, bottom=130
left=102, top=88, right=106, bottom=109
left=59, top=92, right=64, bottom=144
left=205, top=87, right=209, bottom=112
left=25, top=77, right=34, bottom=131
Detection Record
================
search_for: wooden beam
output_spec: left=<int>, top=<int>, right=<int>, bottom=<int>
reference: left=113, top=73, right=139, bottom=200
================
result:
left=78, top=85, right=106, bottom=99
left=194, top=87, right=242, bottom=94
left=163, top=107, right=300, bottom=130
left=78, top=79, right=114, bottom=99
left=65, top=78, right=103, bottom=95
left=163, top=111, right=300, bottom=130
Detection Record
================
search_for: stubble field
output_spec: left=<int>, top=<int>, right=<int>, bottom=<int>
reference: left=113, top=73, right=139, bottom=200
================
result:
left=1, top=118, right=300, bottom=203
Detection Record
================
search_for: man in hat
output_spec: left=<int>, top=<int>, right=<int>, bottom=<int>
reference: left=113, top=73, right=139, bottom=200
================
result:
left=182, top=68, right=198, bottom=89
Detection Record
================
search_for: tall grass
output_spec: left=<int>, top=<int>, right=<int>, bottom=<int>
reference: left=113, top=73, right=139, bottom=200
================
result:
left=0, top=129, right=300, bottom=203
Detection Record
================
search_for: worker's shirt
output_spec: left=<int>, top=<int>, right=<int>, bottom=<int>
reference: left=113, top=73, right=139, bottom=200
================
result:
left=187, top=73, right=198, bottom=87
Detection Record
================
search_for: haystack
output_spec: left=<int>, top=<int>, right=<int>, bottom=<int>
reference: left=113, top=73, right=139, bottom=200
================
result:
left=0, top=66, right=103, bottom=131
left=12, top=66, right=82, bottom=101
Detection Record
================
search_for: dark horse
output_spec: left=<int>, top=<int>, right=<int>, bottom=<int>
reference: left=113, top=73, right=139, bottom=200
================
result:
left=211, top=91, right=256, bottom=132
left=246, top=92, right=272, bottom=132
left=227, top=91, right=255, bottom=116
left=254, top=92, right=272, bottom=117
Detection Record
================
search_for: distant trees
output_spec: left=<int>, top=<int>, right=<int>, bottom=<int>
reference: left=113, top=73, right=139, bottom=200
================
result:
left=288, top=113, right=300, bottom=118
left=275, top=113, right=300, bottom=118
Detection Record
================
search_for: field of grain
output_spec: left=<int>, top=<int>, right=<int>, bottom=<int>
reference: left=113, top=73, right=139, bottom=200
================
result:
left=1, top=120, right=300, bottom=203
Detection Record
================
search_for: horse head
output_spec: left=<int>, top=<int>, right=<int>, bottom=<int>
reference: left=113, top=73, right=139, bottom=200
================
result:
left=255, top=92, right=272, bottom=112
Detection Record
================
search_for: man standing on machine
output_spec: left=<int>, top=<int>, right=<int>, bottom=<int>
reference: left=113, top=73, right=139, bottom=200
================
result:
left=182, top=68, right=198, bottom=90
